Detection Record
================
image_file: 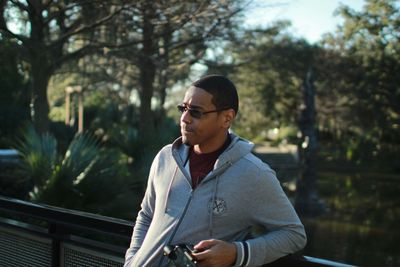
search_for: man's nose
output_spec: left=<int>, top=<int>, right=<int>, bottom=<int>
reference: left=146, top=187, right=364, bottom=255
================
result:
left=181, top=109, right=192, bottom=123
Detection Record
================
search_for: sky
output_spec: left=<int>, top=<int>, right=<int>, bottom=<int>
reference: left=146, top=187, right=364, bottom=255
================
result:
left=245, top=0, right=366, bottom=43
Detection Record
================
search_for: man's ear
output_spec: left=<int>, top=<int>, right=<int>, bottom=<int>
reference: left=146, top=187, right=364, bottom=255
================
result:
left=222, top=109, right=235, bottom=128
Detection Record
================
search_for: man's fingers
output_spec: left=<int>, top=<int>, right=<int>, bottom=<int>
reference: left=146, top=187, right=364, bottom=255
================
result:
left=194, top=239, right=218, bottom=251
left=192, top=249, right=210, bottom=261
left=193, top=239, right=218, bottom=261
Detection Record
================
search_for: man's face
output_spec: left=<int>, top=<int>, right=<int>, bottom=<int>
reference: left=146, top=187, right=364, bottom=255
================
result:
left=179, top=86, right=228, bottom=151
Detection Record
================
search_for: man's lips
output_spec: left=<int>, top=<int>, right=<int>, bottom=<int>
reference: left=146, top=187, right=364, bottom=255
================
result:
left=181, top=126, right=194, bottom=134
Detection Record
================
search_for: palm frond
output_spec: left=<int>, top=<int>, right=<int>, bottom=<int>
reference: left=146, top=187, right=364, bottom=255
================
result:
left=14, top=126, right=137, bottom=217
left=61, top=133, right=101, bottom=181
left=14, top=124, right=58, bottom=188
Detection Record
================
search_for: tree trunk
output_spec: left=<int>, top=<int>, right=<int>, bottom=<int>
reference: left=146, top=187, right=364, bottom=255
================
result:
left=31, top=58, right=51, bottom=134
left=138, top=3, right=156, bottom=138
left=158, top=23, right=172, bottom=111
left=138, top=62, right=155, bottom=136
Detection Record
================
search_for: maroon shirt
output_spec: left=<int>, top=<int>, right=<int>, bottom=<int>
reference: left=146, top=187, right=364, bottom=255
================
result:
left=189, top=136, right=231, bottom=189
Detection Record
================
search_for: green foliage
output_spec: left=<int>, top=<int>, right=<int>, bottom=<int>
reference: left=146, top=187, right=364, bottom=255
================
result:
left=16, top=126, right=58, bottom=189
left=1, top=0, right=127, bottom=133
left=14, top=124, right=138, bottom=218
left=84, top=89, right=130, bottom=133
left=0, top=38, right=30, bottom=147
left=206, top=0, right=400, bottom=168
left=317, top=171, right=400, bottom=228
left=317, top=0, right=400, bottom=165
left=106, top=117, right=180, bottom=182
left=207, top=22, right=315, bottom=142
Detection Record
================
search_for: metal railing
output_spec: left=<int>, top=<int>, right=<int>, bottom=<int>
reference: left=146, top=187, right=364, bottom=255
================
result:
left=0, top=196, right=355, bottom=267
left=0, top=195, right=130, bottom=267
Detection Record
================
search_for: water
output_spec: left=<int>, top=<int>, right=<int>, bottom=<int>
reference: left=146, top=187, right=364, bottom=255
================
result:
left=301, top=171, right=400, bottom=267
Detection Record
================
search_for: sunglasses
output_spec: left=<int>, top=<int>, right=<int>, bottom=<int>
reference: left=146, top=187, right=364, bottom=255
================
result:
left=177, top=104, right=229, bottom=119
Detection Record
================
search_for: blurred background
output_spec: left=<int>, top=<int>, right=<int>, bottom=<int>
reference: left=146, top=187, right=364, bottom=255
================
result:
left=0, top=0, right=399, bottom=266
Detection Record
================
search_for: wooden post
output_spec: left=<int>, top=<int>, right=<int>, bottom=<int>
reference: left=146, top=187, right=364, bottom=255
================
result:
left=65, top=91, right=70, bottom=126
left=77, top=87, right=83, bottom=133
left=65, top=86, right=83, bottom=132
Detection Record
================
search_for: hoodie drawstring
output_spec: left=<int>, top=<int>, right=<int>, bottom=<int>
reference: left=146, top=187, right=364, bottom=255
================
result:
left=164, top=166, right=178, bottom=213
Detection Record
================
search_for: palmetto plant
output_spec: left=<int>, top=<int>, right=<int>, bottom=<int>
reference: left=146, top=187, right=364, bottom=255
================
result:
left=14, top=125, right=132, bottom=216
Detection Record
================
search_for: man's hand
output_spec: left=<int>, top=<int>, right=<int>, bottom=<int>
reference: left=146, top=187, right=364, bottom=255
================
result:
left=192, top=239, right=236, bottom=267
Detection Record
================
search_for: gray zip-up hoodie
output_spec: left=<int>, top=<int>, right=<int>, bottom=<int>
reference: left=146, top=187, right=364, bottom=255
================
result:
left=124, top=133, right=306, bottom=267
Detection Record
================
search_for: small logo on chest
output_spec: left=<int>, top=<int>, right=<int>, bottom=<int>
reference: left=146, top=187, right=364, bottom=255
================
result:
left=209, top=197, right=227, bottom=215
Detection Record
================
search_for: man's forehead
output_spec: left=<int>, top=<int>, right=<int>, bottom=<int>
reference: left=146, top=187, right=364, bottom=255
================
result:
left=182, top=86, right=214, bottom=108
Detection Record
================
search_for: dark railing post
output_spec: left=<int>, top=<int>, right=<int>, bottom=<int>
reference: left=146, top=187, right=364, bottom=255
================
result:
left=49, top=222, right=64, bottom=267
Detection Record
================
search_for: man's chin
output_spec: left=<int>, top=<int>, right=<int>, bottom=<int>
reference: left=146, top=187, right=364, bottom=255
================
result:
left=182, top=136, right=193, bottom=146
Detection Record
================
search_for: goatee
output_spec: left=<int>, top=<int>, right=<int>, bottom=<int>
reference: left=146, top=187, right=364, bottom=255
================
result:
left=182, top=136, right=192, bottom=146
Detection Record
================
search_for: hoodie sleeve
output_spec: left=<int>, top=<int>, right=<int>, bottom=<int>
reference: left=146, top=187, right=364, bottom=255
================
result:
left=123, top=154, right=158, bottom=267
left=233, top=167, right=307, bottom=267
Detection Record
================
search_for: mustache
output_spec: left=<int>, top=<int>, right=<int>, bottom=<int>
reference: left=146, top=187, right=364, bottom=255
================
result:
left=181, top=124, right=194, bottom=132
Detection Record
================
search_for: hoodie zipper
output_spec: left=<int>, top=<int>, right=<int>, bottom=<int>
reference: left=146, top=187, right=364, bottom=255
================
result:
left=157, top=190, right=194, bottom=267
left=160, top=147, right=233, bottom=264
left=199, top=160, right=233, bottom=186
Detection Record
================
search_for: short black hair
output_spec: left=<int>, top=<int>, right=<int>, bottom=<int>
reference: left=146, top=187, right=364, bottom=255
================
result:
left=191, top=74, right=239, bottom=114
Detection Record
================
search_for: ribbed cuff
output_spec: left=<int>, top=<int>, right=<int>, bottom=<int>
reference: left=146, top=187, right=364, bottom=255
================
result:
left=232, top=241, right=249, bottom=267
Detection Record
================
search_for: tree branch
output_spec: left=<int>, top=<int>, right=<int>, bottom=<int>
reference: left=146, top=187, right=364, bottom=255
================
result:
left=169, top=4, right=244, bottom=51
left=52, top=44, right=101, bottom=70
left=9, top=0, right=29, bottom=12
left=49, top=4, right=125, bottom=50
left=42, top=0, right=110, bottom=26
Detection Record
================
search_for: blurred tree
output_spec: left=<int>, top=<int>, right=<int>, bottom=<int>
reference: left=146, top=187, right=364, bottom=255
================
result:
left=107, top=0, right=246, bottom=137
left=0, top=0, right=247, bottom=170
left=205, top=22, right=316, bottom=141
left=205, top=0, right=399, bottom=168
left=0, top=37, right=30, bottom=146
left=0, top=0, right=125, bottom=133
left=320, top=0, right=400, bottom=162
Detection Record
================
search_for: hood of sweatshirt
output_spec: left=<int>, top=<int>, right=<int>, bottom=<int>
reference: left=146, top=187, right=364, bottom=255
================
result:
left=171, top=132, right=254, bottom=182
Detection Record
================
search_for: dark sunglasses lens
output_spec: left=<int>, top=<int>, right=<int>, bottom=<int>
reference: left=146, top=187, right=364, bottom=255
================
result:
left=189, top=109, right=202, bottom=119
left=177, top=105, right=202, bottom=118
left=177, top=105, right=185, bottom=113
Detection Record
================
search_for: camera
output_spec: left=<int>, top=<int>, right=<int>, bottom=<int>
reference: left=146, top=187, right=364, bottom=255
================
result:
left=163, top=244, right=197, bottom=267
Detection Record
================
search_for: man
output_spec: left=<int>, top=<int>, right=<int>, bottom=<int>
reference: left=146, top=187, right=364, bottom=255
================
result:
left=124, top=75, right=306, bottom=267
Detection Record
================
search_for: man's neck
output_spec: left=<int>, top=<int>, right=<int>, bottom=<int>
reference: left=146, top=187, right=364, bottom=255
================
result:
left=193, top=133, right=229, bottom=154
